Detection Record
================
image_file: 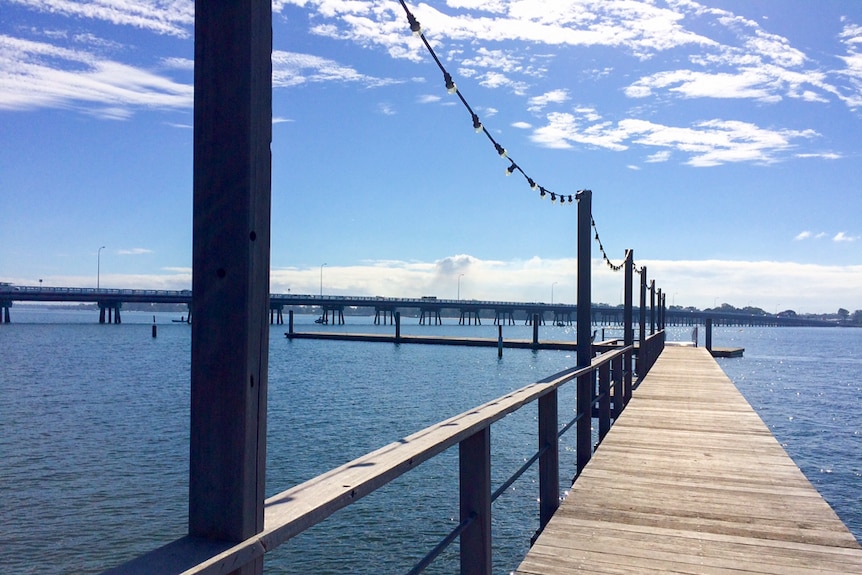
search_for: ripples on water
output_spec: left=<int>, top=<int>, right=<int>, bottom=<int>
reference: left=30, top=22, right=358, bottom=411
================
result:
left=712, top=326, right=862, bottom=541
left=0, top=311, right=859, bottom=574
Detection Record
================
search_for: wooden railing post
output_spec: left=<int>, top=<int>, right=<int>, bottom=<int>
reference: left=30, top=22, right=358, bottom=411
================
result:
left=538, top=390, right=559, bottom=530
left=598, top=360, right=611, bottom=442
left=623, top=249, right=634, bottom=404
left=638, top=266, right=646, bottom=380
left=460, top=428, right=491, bottom=575
left=650, top=280, right=656, bottom=335
left=576, top=189, right=592, bottom=478
left=189, top=1, right=272, bottom=574
left=612, top=352, right=624, bottom=420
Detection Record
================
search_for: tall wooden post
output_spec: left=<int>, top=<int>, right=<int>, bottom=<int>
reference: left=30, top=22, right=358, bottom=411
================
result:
left=623, top=249, right=633, bottom=402
left=649, top=280, right=656, bottom=335
left=538, top=390, right=559, bottom=530
left=638, top=266, right=646, bottom=378
left=460, top=428, right=492, bottom=575
left=189, top=2, right=271, bottom=574
left=576, top=189, right=592, bottom=478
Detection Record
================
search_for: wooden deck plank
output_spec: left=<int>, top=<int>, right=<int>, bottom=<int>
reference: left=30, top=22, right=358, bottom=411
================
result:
left=515, top=346, right=862, bottom=575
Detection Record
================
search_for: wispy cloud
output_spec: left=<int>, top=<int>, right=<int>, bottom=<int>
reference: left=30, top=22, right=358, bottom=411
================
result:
left=530, top=109, right=818, bottom=166
left=527, top=89, right=569, bottom=113
left=0, top=35, right=192, bottom=116
left=272, top=50, right=399, bottom=88
left=834, top=232, right=859, bottom=242
left=8, top=0, right=194, bottom=38
left=117, top=248, right=153, bottom=255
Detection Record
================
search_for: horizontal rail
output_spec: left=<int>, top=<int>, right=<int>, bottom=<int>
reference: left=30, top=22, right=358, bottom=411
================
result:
left=104, top=346, right=634, bottom=575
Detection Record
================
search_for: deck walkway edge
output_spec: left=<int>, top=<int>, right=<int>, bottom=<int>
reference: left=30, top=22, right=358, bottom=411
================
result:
left=515, top=346, right=862, bottom=575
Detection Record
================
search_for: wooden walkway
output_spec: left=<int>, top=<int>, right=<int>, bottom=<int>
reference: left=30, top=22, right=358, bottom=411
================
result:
left=515, top=346, right=862, bottom=575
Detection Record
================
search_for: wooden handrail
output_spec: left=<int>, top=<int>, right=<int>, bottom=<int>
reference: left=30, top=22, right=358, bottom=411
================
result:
left=104, top=346, right=634, bottom=575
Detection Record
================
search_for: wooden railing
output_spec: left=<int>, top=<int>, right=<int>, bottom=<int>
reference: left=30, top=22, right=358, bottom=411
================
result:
left=104, top=341, right=658, bottom=575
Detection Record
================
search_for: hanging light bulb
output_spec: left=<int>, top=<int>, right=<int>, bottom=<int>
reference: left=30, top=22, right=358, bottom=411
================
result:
left=472, top=114, right=482, bottom=133
left=407, top=12, right=422, bottom=36
left=444, top=72, right=457, bottom=94
left=527, top=177, right=537, bottom=190
left=505, top=163, right=517, bottom=176
left=539, top=186, right=547, bottom=199
left=567, top=195, right=574, bottom=203
left=495, top=143, right=507, bottom=158
left=551, top=193, right=557, bottom=203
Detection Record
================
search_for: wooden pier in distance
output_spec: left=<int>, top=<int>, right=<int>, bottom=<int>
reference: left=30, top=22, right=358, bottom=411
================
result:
left=515, top=346, right=862, bottom=575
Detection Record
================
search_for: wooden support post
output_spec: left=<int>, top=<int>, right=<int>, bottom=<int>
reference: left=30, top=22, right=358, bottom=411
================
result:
left=623, top=249, right=633, bottom=404
left=612, top=353, right=624, bottom=419
left=497, top=325, right=503, bottom=358
left=706, top=318, right=713, bottom=351
left=538, top=390, right=559, bottom=530
left=189, top=2, right=271, bottom=574
left=460, top=428, right=492, bottom=575
left=395, top=311, right=401, bottom=342
left=532, top=313, right=539, bottom=348
left=288, top=309, right=294, bottom=335
left=598, top=360, right=610, bottom=442
left=576, top=189, right=592, bottom=479
left=650, top=279, right=656, bottom=335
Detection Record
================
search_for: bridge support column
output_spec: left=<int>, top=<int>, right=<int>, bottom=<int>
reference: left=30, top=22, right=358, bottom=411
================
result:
left=270, top=303, right=284, bottom=325
left=1, top=300, right=11, bottom=323
left=458, top=309, right=480, bottom=325
left=98, top=302, right=122, bottom=324
left=421, top=308, right=441, bottom=325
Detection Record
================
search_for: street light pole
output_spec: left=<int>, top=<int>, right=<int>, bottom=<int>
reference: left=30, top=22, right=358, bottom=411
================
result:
left=320, top=263, right=327, bottom=297
left=551, top=281, right=558, bottom=305
left=458, top=273, right=464, bottom=300
left=97, top=245, right=105, bottom=290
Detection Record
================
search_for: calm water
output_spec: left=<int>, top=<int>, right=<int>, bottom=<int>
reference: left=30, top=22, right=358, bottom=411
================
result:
left=0, top=309, right=860, bottom=574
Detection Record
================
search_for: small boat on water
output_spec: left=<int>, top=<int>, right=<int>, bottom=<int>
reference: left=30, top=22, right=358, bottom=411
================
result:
left=172, top=316, right=187, bottom=323
left=314, top=316, right=326, bottom=324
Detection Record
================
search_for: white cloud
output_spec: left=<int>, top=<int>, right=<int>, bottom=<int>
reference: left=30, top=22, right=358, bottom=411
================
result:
left=417, top=94, right=441, bottom=104
left=511, top=121, right=532, bottom=129
left=527, top=89, right=569, bottom=113
left=272, top=50, right=398, bottom=88
left=21, top=255, right=860, bottom=314
left=0, top=35, right=192, bottom=115
left=117, top=248, right=153, bottom=255
left=834, top=232, right=859, bottom=242
left=8, top=0, right=194, bottom=38
left=529, top=109, right=818, bottom=166
left=794, top=231, right=812, bottom=241
left=645, top=150, right=671, bottom=163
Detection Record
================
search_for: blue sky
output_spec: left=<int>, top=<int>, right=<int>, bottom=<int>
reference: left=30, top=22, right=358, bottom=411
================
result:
left=1, top=0, right=861, bottom=313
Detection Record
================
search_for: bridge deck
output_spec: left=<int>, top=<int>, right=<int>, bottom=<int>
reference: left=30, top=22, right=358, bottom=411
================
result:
left=515, top=346, right=862, bottom=575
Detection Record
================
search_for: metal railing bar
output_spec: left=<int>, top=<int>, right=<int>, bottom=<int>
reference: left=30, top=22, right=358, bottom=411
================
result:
left=405, top=513, right=476, bottom=575
left=491, top=444, right=548, bottom=503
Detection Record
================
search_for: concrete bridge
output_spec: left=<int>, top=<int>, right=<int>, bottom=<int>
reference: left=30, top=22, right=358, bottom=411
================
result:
left=0, top=285, right=832, bottom=327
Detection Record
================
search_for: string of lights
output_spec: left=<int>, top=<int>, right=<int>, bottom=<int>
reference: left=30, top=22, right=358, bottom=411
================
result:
left=398, top=2, right=650, bottom=280
left=397, top=0, right=575, bottom=205
left=590, top=217, right=627, bottom=272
